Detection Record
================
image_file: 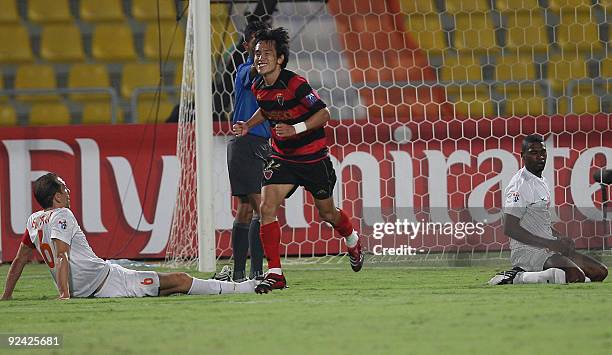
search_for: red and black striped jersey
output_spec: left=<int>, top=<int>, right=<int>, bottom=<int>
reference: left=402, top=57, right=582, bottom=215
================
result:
left=252, top=69, right=328, bottom=163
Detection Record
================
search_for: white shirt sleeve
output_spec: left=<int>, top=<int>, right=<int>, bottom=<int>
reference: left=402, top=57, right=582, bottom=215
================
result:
left=49, top=208, right=77, bottom=245
left=503, top=181, right=532, bottom=219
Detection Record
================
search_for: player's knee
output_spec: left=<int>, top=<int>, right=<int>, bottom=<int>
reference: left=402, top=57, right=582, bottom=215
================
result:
left=565, top=268, right=586, bottom=283
left=260, top=202, right=276, bottom=220
left=318, top=209, right=336, bottom=224
left=591, top=265, right=608, bottom=282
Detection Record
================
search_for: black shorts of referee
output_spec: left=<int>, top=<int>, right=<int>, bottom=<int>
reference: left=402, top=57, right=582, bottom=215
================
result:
left=227, top=134, right=270, bottom=198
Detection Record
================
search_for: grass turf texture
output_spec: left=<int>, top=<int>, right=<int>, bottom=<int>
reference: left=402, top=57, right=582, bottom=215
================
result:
left=1, top=262, right=611, bottom=355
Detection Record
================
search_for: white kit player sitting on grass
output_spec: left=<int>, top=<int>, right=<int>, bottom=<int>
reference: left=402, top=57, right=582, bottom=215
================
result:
left=488, top=135, right=608, bottom=285
left=1, top=173, right=259, bottom=300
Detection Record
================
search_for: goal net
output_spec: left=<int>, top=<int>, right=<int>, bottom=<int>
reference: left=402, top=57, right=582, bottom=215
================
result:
left=167, top=0, right=611, bottom=269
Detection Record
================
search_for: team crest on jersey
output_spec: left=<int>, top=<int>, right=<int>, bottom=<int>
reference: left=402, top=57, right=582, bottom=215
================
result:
left=508, top=191, right=520, bottom=203
left=263, top=160, right=280, bottom=180
left=276, top=93, right=284, bottom=106
left=58, top=219, right=67, bottom=229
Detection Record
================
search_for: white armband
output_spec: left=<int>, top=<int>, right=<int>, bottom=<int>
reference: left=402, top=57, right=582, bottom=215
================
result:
left=293, top=122, right=307, bottom=134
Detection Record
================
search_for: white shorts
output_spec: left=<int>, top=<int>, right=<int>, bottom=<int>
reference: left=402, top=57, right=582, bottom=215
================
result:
left=511, top=246, right=557, bottom=272
left=93, top=264, right=160, bottom=298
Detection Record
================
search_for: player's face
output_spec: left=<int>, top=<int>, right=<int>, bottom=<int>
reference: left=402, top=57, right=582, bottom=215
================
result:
left=55, top=177, right=71, bottom=208
left=522, top=142, right=547, bottom=176
left=254, top=40, right=282, bottom=76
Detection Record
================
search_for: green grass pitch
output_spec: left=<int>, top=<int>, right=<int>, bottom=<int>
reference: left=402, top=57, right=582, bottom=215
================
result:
left=1, top=262, right=611, bottom=355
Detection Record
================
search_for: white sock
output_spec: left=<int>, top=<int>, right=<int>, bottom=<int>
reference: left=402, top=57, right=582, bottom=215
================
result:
left=513, top=268, right=566, bottom=284
left=584, top=276, right=591, bottom=283
left=188, top=278, right=258, bottom=295
left=345, top=231, right=358, bottom=248
left=268, top=268, right=282, bottom=275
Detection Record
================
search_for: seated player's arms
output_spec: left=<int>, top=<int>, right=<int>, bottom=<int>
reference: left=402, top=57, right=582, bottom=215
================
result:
left=233, top=108, right=266, bottom=136
left=504, top=214, right=568, bottom=254
left=1, top=243, right=34, bottom=300
left=275, top=108, right=330, bottom=138
left=52, top=239, right=71, bottom=300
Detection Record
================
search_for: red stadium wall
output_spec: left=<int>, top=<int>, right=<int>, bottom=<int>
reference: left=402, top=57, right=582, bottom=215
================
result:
left=0, top=117, right=610, bottom=262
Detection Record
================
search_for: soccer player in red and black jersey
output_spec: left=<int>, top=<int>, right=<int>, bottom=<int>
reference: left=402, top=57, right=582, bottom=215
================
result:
left=233, top=27, right=363, bottom=293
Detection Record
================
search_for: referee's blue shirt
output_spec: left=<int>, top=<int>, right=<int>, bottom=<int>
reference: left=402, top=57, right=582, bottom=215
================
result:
left=232, top=56, right=270, bottom=138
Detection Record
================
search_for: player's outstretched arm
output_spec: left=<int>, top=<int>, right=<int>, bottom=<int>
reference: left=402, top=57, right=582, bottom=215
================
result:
left=53, top=239, right=71, bottom=300
left=504, top=214, right=571, bottom=255
left=233, top=108, right=266, bottom=136
left=1, top=243, right=34, bottom=300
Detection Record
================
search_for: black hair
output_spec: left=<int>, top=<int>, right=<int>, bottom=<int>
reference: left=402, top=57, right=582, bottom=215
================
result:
left=244, top=20, right=269, bottom=42
left=254, top=27, right=290, bottom=69
left=521, top=134, right=544, bottom=154
left=33, top=173, right=62, bottom=209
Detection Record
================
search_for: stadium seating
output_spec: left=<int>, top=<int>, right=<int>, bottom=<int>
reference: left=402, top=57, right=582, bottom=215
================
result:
left=14, top=64, right=60, bottom=101
left=0, top=24, right=34, bottom=63
left=67, top=64, right=112, bottom=101
left=495, top=54, right=537, bottom=82
left=0, top=73, right=6, bottom=102
left=400, top=0, right=436, bottom=14
left=136, top=99, right=175, bottom=123
left=405, top=14, right=446, bottom=54
left=0, top=0, right=19, bottom=23
left=29, top=102, right=71, bottom=126
left=446, top=85, right=495, bottom=118
left=132, top=0, right=177, bottom=22
left=500, top=84, right=546, bottom=116
left=211, top=3, right=238, bottom=59
left=440, top=54, right=482, bottom=82
left=547, top=53, right=588, bottom=91
left=80, top=0, right=125, bottom=22
left=446, top=0, right=490, bottom=13
left=27, top=0, right=73, bottom=23
left=121, top=63, right=164, bottom=99
left=82, top=102, right=123, bottom=124
left=92, top=23, right=137, bottom=61
left=453, top=13, right=498, bottom=54
left=503, top=11, right=549, bottom=53
left=40, top=23, right=85, bottom=62
left=549, top=0, right=593, bottom=11
left=557, top=84, right=600, bottom=114
left=496, top=0, right=540, bottom=12
left=555, top=7, right=602, bottom=53
left=144, top=22, right=186, bottom=60
left=0, top=105, right=17, bottom=126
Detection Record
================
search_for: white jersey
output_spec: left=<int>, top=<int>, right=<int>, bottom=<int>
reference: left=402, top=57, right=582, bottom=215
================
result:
left=23, top=208, right=110, bottom=297
left=503, top=167, right=555, bottom=250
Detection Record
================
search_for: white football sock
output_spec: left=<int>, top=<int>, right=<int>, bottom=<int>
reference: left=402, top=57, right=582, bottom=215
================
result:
left=188, top=278, right=258, bottom=295
left=268, top=268, right=282, bottom=275
left=513, top=268, right=566, bottom=284
left=584, top=276, right=591, bottom=283
left=345, top=231, right=358, bottom=248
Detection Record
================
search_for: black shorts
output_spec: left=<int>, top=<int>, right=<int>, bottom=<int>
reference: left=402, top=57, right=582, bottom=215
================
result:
left=227, top=134, right=270, bottom=197
left=262, top=156, right=337, bottom=200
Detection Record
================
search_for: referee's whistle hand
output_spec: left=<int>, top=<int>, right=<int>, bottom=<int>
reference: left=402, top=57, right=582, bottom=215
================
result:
left=232, top=122, right=248, bottom=136
left=274, top=123, right=296, bottom=138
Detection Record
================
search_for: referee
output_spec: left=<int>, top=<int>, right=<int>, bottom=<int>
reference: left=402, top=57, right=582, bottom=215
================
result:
left=221, top=20, right=271, bottom=281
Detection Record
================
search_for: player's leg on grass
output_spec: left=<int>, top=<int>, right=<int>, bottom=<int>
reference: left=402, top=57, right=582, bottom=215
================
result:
left=231, top=196, right=254, bottom=281
left=255, top=184, right=294, bottom=293
left=488, top=268, right=567, bottom=285
left=157, top=272, right=257, bottom=296
left=567, top=252, right=608, bottom=282
left=247, top=193, right=264, bottom=278
left=544, top=254, right=586, bottom=283
left=313, top=197, right=363, bottom=272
